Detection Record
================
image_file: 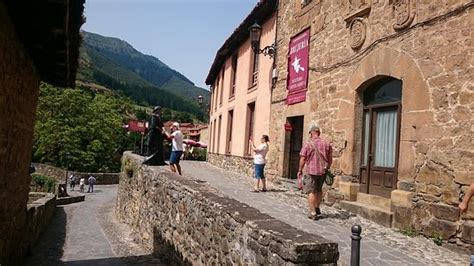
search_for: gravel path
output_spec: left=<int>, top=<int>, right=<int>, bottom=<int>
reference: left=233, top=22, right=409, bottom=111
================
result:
left=180, top=160, right=470, bottom=266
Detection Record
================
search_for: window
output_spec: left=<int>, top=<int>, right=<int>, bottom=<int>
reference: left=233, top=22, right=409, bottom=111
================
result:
left=230, top=53, right=238, bottom=97
left=226, top=110, right=234, bottom=154
left=219, top=68, right=224, bottom=105
left=250, top=45, right=259, bottom=87
left=217, top=115, right=222, bottom=153
left=212, top=119, right=217, bottom=153
left=209, top=121, right=213, bottom=152
left=210, top=86, right=214, bottom=114
left=214, top=78, right=219, bottom=111
left=245, top=102, right=255, bottom=155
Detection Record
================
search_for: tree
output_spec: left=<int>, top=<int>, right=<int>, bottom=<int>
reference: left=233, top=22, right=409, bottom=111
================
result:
left=33, top=83, right=135, bottom=172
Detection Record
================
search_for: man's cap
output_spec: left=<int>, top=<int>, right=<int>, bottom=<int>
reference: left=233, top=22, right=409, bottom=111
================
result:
left=309, top=122, right=320, bottom=133
left=172, top=122, right=180, bottom=129
left=153, top=106, right=162, bottom=113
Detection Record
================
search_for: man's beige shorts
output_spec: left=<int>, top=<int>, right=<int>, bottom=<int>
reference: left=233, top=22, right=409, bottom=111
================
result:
left=303, top=174, right=325, bottom=193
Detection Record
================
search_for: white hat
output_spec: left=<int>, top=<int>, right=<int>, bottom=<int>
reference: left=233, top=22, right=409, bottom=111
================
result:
left=309, top=122, right=320, bottom=133
left=172, top=122, right=180, bottom=129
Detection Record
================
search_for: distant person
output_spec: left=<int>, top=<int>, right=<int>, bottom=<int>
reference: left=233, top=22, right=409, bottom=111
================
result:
left=79, top=177, right=85, bottom=193
left=250, top=135, right=269, bottom=192
left=69, top=174, right=77, bottom=191
left=87, top=175, right=96, bottom=193
left=164, top=122, right=184, bottom=175
left=143, top=106, right=166, bottom=166
left=298, top=123, right=332, bottom=220
left=459, top=183, right=474, bottom=214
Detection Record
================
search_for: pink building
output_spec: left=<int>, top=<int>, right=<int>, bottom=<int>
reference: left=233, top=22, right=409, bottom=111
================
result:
left=205, top=0, right=277, bottom=176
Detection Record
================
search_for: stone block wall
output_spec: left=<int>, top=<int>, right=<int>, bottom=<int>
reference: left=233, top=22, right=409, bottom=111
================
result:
left=34, top=163, right=120, bottom=185
left=0, top=2, right=41, bottom=264
left=25, top=193, right=56, bottom=254
left=208, top=152, right=255, bottom=177
left=268, top=0, right=474, bottom=247
left=73, top=173, right=119, bottom=185
left=116, top=152, right=339, bottom=265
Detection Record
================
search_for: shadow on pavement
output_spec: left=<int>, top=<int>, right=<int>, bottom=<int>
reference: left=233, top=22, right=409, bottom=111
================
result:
left=65, top=254, right=164, bottom=265
left=22, top=206, right=67, bottom=265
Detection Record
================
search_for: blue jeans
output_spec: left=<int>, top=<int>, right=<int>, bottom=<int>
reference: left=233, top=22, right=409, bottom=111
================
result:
left=254, top=164, right=265, bottom=179
left=170, top=151, right=183, bottom=164
left=88, top=184, right=94, bottom=193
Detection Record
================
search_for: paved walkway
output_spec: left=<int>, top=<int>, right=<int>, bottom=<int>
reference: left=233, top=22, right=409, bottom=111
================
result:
left=23, top=185, right=164, bottom=266
left=180, top=161, right=470, bottom=266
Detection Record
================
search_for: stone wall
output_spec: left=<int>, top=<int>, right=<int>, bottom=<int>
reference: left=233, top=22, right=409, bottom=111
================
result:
left=25, top=193, right=56, bottom=254
left=0, top=2, right=41, bottom=264
left=73, top=173, right=119, bottom=185
left=268, top=0, right=473, bottom=247
left=116, top=152, right=339, bottom=265
left=34, top=163, right=119, bottom=185
left=208, top=152, right=255, bottom=177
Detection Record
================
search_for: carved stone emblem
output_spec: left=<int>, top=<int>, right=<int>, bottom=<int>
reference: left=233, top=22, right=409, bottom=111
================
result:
left=393, top=0, right=415, bottom=30
left=350, top=18, right=366, bottom=49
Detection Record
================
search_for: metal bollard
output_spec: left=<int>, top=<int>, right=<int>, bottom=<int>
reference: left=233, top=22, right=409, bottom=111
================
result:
left=351, top=224, right=362, bottom=266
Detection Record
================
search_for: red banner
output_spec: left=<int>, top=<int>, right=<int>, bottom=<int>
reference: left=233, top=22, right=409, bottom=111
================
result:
left=287, top=28, right=310, bottom=105
left=127, top=120, right=147, bottom=133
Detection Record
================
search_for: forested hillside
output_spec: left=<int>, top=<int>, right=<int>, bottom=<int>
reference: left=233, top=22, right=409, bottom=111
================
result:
left=78, top=31, right=210, bottom=113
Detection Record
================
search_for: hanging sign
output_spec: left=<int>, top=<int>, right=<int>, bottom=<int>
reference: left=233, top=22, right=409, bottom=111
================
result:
left=287, top=28, right=310, bottom=105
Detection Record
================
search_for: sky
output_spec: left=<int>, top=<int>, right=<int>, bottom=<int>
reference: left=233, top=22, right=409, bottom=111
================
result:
left=83, top=0, right=258, bottom=89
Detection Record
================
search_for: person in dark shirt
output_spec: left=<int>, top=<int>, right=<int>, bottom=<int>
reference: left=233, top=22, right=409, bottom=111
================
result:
left=143, top=106, right=166, bottom=166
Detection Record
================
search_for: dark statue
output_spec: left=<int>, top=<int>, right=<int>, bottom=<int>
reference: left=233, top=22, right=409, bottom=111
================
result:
left=143, top=106, right=166, bottom=165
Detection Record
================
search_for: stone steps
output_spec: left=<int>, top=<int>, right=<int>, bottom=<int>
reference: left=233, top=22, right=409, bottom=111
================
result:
left=340, top=200, right=393, bottom=227
left=356, top=192, right=391, bottom=210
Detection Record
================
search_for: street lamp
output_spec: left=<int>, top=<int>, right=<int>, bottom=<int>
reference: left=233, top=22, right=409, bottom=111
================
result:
left=249, top=21, right=276, bottom=58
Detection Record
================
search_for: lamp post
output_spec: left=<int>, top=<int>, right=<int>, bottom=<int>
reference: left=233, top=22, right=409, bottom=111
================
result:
left=249, top=22, right=276, bottom=58
left=64, top=152, right=71, bottom=196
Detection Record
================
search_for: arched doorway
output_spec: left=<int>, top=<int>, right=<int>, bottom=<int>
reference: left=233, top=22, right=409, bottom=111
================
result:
left=359, top=77, right=402, bottom=198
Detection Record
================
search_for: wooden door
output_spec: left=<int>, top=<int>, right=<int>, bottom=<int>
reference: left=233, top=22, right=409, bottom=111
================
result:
left=288, top=116, right=304, bottom=179
left=359, top=77, right=402, bottom=198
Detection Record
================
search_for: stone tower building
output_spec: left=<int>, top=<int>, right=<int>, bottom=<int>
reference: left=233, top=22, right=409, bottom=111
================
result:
left=267, top=0, right=473, bottom=247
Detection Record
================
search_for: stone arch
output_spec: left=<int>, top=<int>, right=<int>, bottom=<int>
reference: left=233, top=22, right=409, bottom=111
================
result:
left=347, top=47, right=433, bottom=189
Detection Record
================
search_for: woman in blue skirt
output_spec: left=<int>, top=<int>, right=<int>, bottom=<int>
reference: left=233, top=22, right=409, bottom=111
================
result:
left=250, top=135, right=269, bottom=192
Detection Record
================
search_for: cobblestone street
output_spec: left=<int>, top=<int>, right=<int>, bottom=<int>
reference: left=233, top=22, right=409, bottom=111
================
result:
left=23, top=185, right=164, bottom=266
left=180, top=161, right=470, bottom=265
left=22, top=163, right=470, bottom=265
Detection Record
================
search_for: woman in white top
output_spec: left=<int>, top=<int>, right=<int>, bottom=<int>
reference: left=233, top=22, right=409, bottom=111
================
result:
left=250, top=135, right=269, bottom=192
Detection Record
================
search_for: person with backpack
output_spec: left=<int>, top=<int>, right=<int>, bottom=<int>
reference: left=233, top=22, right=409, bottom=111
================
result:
left=297, top=123, right=333, bottom=220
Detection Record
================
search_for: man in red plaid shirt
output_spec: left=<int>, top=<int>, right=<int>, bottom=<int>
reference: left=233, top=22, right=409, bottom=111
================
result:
left=297, top=123, right=333, bottom=220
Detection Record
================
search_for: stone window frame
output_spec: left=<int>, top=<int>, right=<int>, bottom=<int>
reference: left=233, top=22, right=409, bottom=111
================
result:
left=295, top=0, right=318, bottom=16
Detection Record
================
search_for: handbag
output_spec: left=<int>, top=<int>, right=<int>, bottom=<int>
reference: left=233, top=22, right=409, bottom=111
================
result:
left=308, top=140, right=334, bottom=186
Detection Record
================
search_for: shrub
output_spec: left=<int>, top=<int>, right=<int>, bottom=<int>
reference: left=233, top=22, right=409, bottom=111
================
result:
left=187, top=148, right=207, bottom=161
left=31, top=174, right=56, bottom=193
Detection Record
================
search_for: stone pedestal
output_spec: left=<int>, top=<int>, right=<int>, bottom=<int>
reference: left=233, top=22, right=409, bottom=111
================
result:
left=339, top=181, right=359, bottom=201
left=391, top=190, right=414, bottom=229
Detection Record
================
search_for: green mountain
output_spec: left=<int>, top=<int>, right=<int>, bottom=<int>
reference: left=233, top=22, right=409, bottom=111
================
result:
left=77, top=31, right=209, bottom=119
